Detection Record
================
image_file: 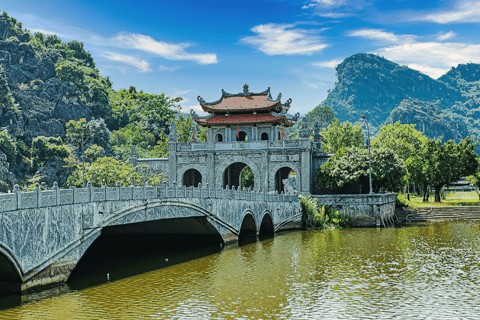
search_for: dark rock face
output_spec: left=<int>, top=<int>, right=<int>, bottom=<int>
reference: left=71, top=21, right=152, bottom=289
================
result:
left=0, top=19, right=91, bottom=144
left=34, top=159, right=73, bottom=189
left=0, top=150, right=16, bottom=192
left=322, top=53, right=480, bottom=140
left=387, top=99, right=468, bottom=142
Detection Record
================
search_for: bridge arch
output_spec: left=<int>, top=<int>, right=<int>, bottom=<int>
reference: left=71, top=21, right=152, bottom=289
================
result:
left=269, top=162, right=301, bottom=194
left=258, top=211, right=274, bottom=238
left=216, top=156, right=261, bottom=191
left=238, top=211, right=257, bottom=241
left=0, top=243, right=23, bottom=284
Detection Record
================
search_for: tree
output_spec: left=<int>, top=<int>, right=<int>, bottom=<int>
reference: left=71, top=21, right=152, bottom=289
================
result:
left=84, top=144, right=105, bottom=161
left=65, top=157, right=143, bottom=187
left=306, top=105, right=335, bottom=130
left=241, top=167, right=254, bottom=190
left=372, top=122, right=427, bottom=162
left=424, top=137, right=478, bottom=202
left=321, top=119, right=364, bottom=154
left=66, top=118, right=110, bottom=150
left=317, top=147, right=405, bottom=193
left=0, top=129, right=18, bottom=165
left=31, top=136, right=71, bottom=170
left=373, top=122, right=428, bottom=194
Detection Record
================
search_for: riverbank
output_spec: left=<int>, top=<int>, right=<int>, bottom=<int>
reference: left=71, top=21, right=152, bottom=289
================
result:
left=396, top=206, right=480, bottom=222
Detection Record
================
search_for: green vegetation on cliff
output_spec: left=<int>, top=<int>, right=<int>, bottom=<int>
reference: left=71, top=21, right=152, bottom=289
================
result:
left=323, top=53, right=480, bottom=141
left=0, top=11, right=206, bottom=190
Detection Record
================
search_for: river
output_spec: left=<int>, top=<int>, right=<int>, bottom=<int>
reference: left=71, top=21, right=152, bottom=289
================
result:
left=1, top=221, right=480, bottom=319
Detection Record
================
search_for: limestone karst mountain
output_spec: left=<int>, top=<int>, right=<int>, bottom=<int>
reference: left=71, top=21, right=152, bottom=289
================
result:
left=322, top=53, right=480, bottom=141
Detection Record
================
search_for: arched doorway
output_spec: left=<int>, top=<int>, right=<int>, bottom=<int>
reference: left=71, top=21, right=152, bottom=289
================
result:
left=223, top=162, right=254, bottom=190
left=261, top=132, right=269, bottom=140
left=274, top=167, right=297, bottom=194
left=239, top=213, right=256, bottom=243
left=238, top=131, right=248, bottom=141
left=183, top=169, right=202, bottom=187
left=215, top=134, right=223, bottom=142
left=258, top=213, right=274, bottom=238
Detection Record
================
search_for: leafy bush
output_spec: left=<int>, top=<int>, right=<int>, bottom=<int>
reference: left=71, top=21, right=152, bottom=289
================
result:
left=300, top=195, right=351, bottom=229
left=84, top=144, right=105, bottom=161
left=396, top=192, right=409, bottom=207
left=31, top=136, right=71, bottom=170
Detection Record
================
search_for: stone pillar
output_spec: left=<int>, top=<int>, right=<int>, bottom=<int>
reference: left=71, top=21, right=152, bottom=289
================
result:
left=226, top=127, right=231, bottom=142
left=53, top=182, right=60, bottom=206
left=263, top=151, right=269, bottom=193
left=300, top=139, right=312, bottom=194
left=35, top=182, right=41, bottom=208
left=13, top=184, right=21, bottom=209
left=207, top=127, right=212, bottom=143
left=129, top=145, right=137, bottom=166
left=168, top=144, right=177, bottom=186
left=207, top=152, right=215, bottom=187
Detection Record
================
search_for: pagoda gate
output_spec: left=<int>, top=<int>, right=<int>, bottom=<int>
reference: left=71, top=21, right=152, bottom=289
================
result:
left=131, top=85, right=330, bottom=194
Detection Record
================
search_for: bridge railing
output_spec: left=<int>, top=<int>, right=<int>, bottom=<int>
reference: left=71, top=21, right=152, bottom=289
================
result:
left=0, top=182, right=299, bottom=213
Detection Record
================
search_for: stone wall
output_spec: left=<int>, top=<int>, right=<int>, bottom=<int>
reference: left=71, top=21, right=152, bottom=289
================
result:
left=312, top=193, right=397, bottom=227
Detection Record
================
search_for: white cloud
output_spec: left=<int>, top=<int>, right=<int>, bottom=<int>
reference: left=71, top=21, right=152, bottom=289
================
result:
left=312, top=58, right=343, bottom=68
left=241, top=23, right=328, bottom=55
left=101, top=52, right=152, bottom=73
left=302, top=0, right=371, bottom=17
left=419, top=1, right=480, bottom=24
left=30, top=28, right=68, bottom=38
left=111, top=33, right=218, bottom=65
left=303, top=0, right=346, bottom=9
left=405, top=64, right=449, bottom=79
left=158, top=65, right=180, bottom=72
left=437, top=31, right=456, bottom=41
left=376, top=42, right=480, bottom=78
left=348, top=29, right=416, bottom=43
left=349, top=28, right=480, bottom=79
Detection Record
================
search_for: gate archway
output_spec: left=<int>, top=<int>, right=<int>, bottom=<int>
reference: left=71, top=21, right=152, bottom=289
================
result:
left=183, top=169, right=202, bottom=187
left=216, top=156, right=261, bottom=191
left=271, top=164, right=300, bottom=194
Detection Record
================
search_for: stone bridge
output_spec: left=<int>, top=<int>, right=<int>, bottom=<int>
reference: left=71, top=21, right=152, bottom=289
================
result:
left=0, top=183, right=301, bottom=293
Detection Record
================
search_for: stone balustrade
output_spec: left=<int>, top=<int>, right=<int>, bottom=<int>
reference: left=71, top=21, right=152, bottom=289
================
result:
left=175, top=140, right=303, bottom=152
left=0, top=181, right=299, bottom=214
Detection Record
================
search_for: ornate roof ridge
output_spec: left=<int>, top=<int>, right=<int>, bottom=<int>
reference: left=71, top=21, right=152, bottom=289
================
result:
left=197, top=84, right=282, bottom=106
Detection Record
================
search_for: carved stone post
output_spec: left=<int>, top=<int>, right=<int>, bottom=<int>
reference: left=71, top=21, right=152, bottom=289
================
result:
left=53, top=182, right=60, bottom=206
left=13, top=184, right=21, bottom=209
left=35, top=182, right=41, bottom=208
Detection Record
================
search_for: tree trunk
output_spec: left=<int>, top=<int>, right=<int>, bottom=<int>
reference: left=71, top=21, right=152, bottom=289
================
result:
left=434, top=186, right=442, bottom=202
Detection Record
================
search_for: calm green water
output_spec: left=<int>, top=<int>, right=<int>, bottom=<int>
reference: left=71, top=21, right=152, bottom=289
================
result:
left=1, top=221, right=480, bottom=319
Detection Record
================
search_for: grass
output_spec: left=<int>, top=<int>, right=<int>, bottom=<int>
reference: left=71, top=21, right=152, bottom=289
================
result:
left=406, top=190, right=480, bottom=208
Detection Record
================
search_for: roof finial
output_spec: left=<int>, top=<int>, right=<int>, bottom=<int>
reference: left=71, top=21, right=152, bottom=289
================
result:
left=243, top=83, right=249, bottom=94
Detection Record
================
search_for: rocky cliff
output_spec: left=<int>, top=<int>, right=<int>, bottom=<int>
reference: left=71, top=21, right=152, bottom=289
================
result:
left=322, top=53, right=480, bottom=140
left=0, top=21, right=91, bottom=144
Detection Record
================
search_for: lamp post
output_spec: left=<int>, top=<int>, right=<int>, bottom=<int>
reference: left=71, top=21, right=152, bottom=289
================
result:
left=361, top=115, right=373, bottom=195
left=81, top=123, right=86, bottom=188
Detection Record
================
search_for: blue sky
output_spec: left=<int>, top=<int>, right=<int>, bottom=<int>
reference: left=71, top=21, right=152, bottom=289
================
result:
left=2, top=0, right=480, bottom=116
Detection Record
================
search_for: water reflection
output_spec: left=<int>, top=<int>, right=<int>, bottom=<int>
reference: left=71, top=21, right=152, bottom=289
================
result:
left=1, top=221, right=480, bottom=319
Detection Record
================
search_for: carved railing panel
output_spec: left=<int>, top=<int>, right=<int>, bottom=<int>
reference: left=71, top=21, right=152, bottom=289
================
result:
left=0, top=194, right=17, bottom=212
left=60, top=189, right=74, bottom=205
left=76, top=188, right=90, bottom=203
left=41, top=190, right=56, bottom=207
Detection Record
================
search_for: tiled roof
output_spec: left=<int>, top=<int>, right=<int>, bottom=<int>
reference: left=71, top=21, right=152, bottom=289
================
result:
left=201, top=95, right=280, bottom=112
left=194, top=114, right=294, bottom=126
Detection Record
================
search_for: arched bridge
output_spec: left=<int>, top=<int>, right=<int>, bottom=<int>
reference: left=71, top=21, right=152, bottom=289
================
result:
left=0, top=183, right=301, bottom=293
